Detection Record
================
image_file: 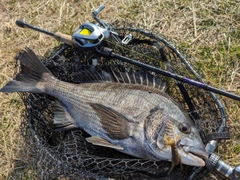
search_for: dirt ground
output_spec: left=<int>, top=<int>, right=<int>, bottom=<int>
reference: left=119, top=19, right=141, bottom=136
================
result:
left=0, top=0, right=239, bottom=179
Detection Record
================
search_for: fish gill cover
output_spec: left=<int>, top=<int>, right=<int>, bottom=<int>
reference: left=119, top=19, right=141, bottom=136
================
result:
left=17, top=22, right=227, bottom=179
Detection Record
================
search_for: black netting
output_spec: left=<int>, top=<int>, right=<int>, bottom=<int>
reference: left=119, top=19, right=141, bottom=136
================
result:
left=18, top=22, right=228, bottom=179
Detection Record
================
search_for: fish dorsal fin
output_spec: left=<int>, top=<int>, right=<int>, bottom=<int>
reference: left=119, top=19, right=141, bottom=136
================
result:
left=111, top=69, right=133, bottom=83
left=72, top=68, right=167, bottom=91
left=89, top=103, right=134, bottom=140
left=111, top=69, right=167, bottom=91
left=71, top=68, right=113, bottom=83
left=53, top=101, right=76, bottom=131
left=86, top=136, right=123, bottom=150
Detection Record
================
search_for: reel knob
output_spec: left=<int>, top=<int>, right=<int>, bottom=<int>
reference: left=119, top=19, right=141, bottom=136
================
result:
left=92, top=4, right=105, bottom=16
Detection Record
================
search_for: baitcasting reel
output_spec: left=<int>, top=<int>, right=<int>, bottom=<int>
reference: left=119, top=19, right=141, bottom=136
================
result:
left=72, top=5, right=110, bottom=49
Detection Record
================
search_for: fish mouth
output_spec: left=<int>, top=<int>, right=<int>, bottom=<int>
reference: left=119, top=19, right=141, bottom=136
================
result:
left=183, top=145, right=208, bottom=166
left=177, top=140, right=208, bottom=167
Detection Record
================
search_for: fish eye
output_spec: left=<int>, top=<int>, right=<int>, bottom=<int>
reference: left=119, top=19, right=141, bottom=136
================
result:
left=178, top=122, right=191, bottom=134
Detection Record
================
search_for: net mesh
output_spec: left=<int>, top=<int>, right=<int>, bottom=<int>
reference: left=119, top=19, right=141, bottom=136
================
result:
left=17, top=22, right=228, bottom=179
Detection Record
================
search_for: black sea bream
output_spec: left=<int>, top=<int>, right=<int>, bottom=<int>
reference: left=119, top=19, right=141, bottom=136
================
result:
left=0, top=47, right=208, bottom=172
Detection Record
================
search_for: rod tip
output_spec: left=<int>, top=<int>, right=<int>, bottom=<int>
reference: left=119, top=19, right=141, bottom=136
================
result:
left=15, top=20, right=26, bottom=28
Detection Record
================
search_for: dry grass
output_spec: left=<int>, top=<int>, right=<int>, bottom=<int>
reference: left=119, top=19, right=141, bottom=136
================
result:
left=0, top=0, right=239, bottom=179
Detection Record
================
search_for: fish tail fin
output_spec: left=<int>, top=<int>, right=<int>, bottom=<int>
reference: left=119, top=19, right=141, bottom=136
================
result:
left=0, top=47, right=53, bottom=93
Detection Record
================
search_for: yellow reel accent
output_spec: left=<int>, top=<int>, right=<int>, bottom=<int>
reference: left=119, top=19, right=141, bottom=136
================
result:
left=79, top=28, right=91, bottom=35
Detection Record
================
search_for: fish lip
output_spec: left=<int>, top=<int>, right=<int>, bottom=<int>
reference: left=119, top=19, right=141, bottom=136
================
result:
left=177, top=140, right=208, bottom=166
left=177, top=139, right=208, bottom=159
left=186, top=151, right=206, bottom=166
left=183, top=146, right=209, bottom=159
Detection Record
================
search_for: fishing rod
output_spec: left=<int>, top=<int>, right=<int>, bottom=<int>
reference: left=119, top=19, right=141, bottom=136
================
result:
left=98, top=47, right=240, bottom=101
left=16, top=18, right=240, bottom=101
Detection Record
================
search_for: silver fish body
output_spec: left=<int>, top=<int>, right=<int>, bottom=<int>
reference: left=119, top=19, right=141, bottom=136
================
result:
left=0, top=47, right=208, bottom=169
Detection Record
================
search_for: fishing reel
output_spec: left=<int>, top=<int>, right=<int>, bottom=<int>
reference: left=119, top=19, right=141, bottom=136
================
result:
left=16, top=4, right=133, bottom=50
left=72, top=22, right=108, bottom=49
left=72, top=5, right=110, bottom=49
left=73, top=4, right=133, bottom=48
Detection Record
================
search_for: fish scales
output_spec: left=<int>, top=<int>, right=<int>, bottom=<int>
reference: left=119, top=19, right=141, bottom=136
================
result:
left=44, top=77, right=182, bottom=159
left=46, top=77, right=165, bottom=115
left=45, top=78, right=170, bottom=127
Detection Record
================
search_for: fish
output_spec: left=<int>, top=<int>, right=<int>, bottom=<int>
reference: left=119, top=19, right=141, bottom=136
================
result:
left=0, top=47, right=208, bottom=173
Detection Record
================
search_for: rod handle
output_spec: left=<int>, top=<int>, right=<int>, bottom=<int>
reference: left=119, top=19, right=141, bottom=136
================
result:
left=54, top=32, right=73, bottom=46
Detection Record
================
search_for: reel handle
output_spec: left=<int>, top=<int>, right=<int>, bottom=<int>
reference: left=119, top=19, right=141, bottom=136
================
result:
left=91, top=4, right=108, bottom=29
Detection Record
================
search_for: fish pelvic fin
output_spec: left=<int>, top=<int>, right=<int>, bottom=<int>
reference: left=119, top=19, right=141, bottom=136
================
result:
left=86, top=136, right=123, bottom=150
left=89, top=103, right=135, bottom=140
left=53, top=101, right=76, bottom=131
left=0, top=47, right=53, bottom=93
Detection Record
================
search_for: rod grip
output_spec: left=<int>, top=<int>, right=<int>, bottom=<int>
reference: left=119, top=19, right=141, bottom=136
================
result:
left=54, top=32, right=73, bottom=46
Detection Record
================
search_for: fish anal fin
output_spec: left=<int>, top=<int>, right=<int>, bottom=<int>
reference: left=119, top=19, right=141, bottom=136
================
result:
left=86, top=136, right=123, bottom=150
left=89, top=103, right=133, bottom=140
left=53, top=101, right=76, bottom=131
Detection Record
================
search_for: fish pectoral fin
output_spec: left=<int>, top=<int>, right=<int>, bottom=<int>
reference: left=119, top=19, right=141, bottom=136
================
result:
left=86, top=136, right=123, bottom=150
left=53, top=101, right=76, bottom=131
left=89, top=103, right=134, bottom=140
